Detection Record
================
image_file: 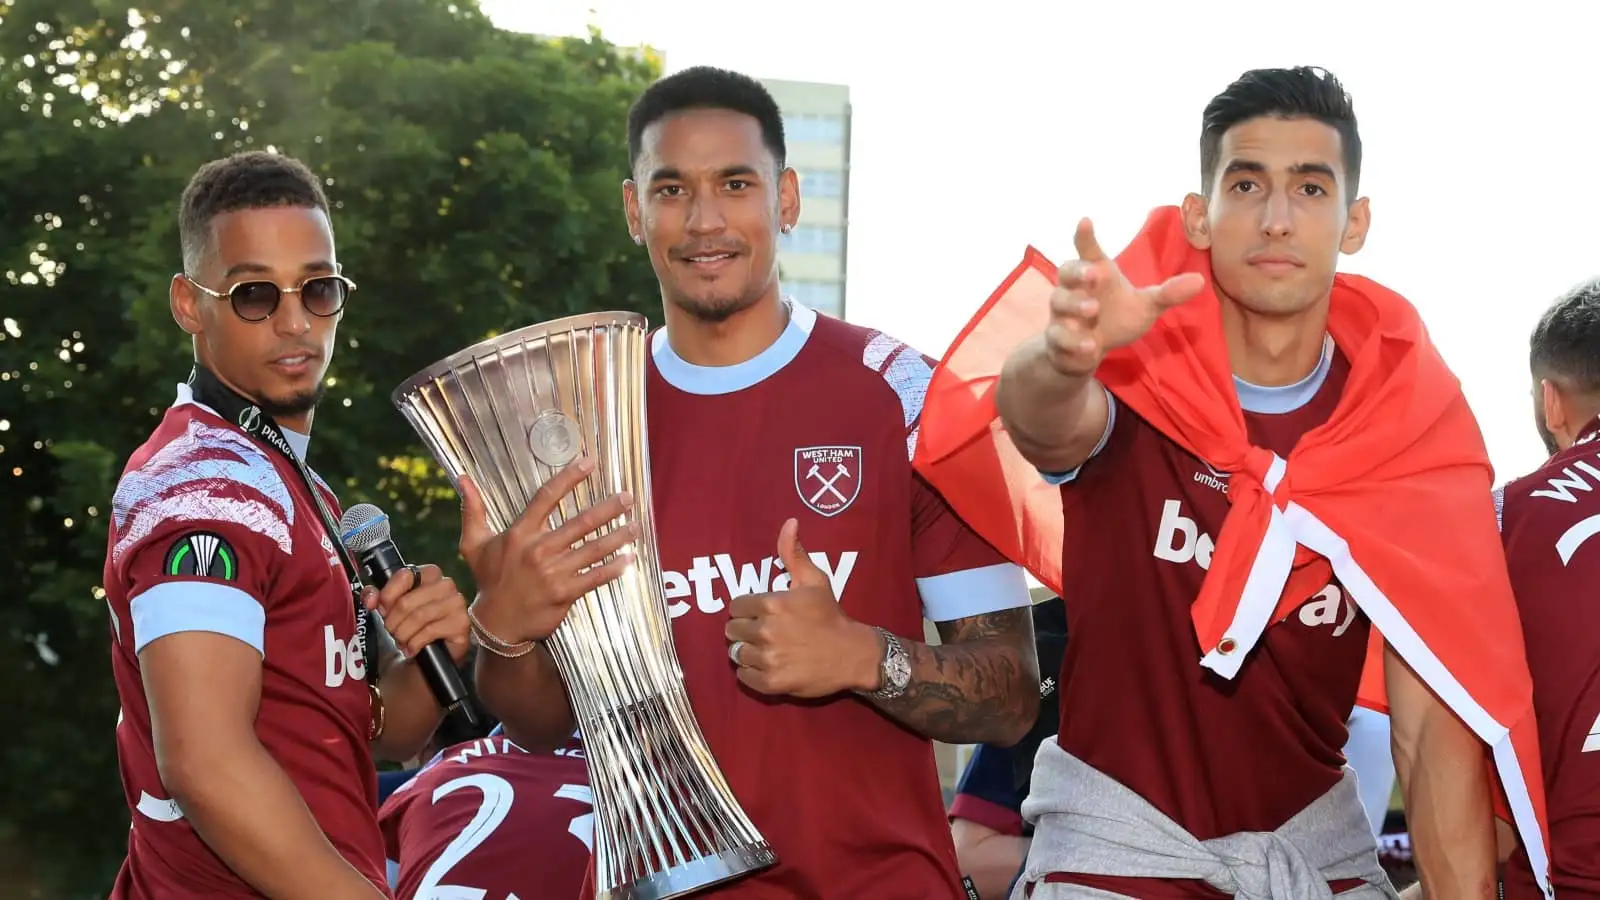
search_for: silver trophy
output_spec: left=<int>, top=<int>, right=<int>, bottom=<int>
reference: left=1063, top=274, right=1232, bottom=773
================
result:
left=393, top=311, right=777, bottom=899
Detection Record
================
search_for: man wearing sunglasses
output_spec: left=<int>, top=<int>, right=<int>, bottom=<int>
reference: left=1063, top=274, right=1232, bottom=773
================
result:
left=105, top=150, right=472, bottom=899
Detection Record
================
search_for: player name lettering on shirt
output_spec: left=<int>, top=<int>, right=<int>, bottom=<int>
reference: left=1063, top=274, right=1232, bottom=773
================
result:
left=1529, top=455, right=1600, bottom=504
left=662, top=551, right=859, bottom=618
left=1522, top=454, right=1600, bottom=565
left=443, top=737, right=524, bottom=764
left=324, top=624, right=367, bottom=687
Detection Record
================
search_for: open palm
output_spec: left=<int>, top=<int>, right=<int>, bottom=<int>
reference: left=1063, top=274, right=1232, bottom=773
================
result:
left=1044, top=218, right=1205, bottom=377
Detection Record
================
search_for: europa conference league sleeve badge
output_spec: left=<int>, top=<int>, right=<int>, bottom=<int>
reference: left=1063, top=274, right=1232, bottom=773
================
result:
left=163, top=531, right=239, bottom=581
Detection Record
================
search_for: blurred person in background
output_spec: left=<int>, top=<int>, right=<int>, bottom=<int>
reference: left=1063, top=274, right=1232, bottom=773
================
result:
left=377, top=650, right=493, bottom=807
left=105, top=151, right=471, bottom=899
left=379, top=724, right=591, bottom=900
left=1435, top=277, right=1600, bottom=900
left=949, top=595, right=1067, bottom=900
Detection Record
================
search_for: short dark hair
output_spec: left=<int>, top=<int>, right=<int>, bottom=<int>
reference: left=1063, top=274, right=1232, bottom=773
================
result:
left=1530, top=277, right=1600, bottom=393
left=179, top=151, right=330, bottom=272
left=1200, top=67, right=1363, bottom=199
left=626, top=66, right=786, bottom=173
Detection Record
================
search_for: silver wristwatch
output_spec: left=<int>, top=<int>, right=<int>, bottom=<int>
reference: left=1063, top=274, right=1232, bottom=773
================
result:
left=865, top=627, right=911, bottom=701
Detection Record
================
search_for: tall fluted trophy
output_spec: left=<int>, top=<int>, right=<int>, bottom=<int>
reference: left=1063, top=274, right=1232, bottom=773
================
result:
left=393, top=311, right=777, bottom=899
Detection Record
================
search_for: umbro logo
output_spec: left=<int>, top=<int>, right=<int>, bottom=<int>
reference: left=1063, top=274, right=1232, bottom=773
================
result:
left=1192, top=462, right=1230, bottom=494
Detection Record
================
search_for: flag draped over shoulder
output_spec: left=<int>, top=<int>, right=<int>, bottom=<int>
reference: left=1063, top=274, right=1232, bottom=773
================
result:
left=912, top=205, right=1552, bottom=895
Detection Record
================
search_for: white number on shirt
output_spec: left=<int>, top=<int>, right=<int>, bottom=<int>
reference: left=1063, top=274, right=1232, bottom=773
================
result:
left=413, top=773, right=515, bottom=900
left=555, top=783, right=595, bottom=851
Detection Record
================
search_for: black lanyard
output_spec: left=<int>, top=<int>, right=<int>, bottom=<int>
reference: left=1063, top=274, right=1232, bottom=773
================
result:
left=186, top=365, right=371, bottom=683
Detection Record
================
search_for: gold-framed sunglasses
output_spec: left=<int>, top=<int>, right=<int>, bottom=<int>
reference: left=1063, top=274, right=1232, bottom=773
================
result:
left=183, top=272, right=357, bottom=323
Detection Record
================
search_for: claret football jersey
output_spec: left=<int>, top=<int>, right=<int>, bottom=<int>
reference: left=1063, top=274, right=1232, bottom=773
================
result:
left=608, top=300, right=1032, bottom=899
left=105, top=383, right=384, bottom=898
left=1496, top=416, right=1600, bottom=900
left=380, top=732, right=592, bottom=900
left=1048, top=337, right=1372, bottom=899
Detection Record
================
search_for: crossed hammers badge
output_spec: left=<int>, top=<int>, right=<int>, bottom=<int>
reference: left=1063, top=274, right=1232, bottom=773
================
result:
left=793, top=446, right=863, bottom=517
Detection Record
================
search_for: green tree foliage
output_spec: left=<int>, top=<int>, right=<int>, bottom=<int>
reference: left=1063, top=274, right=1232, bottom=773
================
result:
left=0, top=1, right=660, bottom=893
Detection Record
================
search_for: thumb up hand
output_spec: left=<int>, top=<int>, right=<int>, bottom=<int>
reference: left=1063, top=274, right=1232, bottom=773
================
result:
left=723, top=519, right=883, bottom=698
left=775, top=518, right=827, bottom=591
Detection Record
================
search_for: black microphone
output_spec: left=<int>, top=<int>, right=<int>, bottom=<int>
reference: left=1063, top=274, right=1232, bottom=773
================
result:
left=340, top=503, right=479, bottom=727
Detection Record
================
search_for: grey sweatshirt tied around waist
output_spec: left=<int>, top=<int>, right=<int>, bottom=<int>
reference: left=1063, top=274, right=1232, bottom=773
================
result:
left=1011, top=737, right=1398, bottom=900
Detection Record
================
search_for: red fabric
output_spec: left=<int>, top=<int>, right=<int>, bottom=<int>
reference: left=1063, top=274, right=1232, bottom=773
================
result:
left=913, top=205, right=1549, bottom=885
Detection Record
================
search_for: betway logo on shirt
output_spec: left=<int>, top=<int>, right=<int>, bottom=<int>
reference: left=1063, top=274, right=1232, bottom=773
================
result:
left=324, top=624, right=367, bottom=687
left=1151, top=499, right=1356, bottom=635
left=663, top=551, right=859, bottom=618
left=1153, top=499, right=1217, bottom=570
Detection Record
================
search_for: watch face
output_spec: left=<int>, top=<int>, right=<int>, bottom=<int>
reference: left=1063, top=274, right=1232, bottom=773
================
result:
left=888, top=647, right=912, bottom=688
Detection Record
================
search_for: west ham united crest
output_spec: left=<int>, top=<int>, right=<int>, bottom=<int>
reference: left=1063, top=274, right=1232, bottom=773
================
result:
left=163, top=531, right=238, bottom=581
left=794, top=445, right=862, bottom=517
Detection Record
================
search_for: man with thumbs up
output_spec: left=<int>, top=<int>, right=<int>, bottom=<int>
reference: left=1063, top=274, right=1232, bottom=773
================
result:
left=723, top=518, right=893, bottom=699
left=461, top=66, right=1040, bottom=900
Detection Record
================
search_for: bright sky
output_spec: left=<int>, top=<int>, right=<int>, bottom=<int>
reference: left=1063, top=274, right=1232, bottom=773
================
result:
left=480, top=0, right=1600, bottom=484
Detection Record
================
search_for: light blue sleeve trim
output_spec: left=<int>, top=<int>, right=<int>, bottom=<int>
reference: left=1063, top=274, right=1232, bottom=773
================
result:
left=386, top=859, right=401, bottom=890
left=1040, top=387, right=1118, bottom=485
left=918, top=562, right=1032, bottom=622
left=130, top=581, right=265, bottom=656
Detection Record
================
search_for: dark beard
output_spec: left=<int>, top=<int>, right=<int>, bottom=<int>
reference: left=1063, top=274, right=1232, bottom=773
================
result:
left=259, top=383, right=325, bottom=421
left=671, top=290, right=762, bottom=325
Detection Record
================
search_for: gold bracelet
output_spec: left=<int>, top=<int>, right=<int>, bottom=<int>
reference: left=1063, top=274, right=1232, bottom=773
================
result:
left=367, top=682, right=386, bottom=743
left=466, top=603, right=538, bottom=659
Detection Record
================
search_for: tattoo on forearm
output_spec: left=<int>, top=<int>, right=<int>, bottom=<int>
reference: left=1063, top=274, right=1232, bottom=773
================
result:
left=866, top=608, right=1039, bottom=745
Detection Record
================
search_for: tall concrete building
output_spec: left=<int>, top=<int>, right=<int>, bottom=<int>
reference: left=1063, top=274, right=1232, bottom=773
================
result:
left=761, top=78, right=851, bottom=321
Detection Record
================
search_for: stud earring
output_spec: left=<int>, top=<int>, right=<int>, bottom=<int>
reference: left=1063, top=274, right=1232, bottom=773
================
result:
left=632, top=234, right=643, bottom=245
left=780, top=223, right=793, bottom=234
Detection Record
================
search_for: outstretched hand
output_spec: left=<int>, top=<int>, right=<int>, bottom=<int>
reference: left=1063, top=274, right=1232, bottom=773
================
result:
left=1043, top=218, right=1206, bottom=377
left=724, top=519, right=882, bottom=699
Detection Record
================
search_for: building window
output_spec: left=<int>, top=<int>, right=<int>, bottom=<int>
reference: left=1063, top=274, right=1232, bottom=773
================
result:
left=785, top=113, right=846, bottom=145
left=788, top=279, right=844, bottom=317
left=799, top=169, right=844, bottom=199
left=780, top=225, right=843, bottom=255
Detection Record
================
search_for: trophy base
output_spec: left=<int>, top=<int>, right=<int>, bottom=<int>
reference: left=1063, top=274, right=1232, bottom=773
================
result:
left=599, top=843, right=779, bottom=900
